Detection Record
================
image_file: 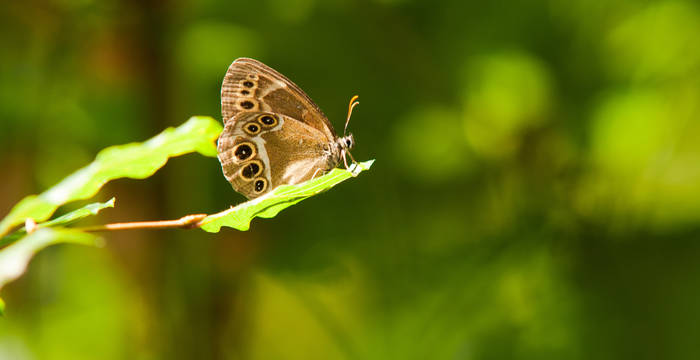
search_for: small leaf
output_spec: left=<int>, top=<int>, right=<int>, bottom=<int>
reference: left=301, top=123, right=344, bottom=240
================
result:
left=0, top=199, right=115, bottom=247
left=199, top=160, right=374, bottom=232
left=40, top=198, right=116, bottom=228
left=0, top=117, right=222, bottom=237
left=0, top=228, right=102, bottom=292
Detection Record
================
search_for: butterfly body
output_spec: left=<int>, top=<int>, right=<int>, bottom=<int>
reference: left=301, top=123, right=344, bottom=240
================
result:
left=217, top=58, right=355, bottom=199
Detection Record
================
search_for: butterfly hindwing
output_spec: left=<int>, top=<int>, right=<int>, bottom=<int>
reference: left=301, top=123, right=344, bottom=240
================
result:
left=217, top=111, right=336, bottom=199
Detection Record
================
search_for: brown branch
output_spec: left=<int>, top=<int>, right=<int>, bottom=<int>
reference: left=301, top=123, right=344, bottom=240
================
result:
left=77, top=214, right=208, bottom=232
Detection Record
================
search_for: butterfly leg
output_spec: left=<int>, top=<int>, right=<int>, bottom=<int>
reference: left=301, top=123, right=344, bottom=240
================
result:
left=342, top=150, right=349, bottom=169
left=311, top=167, right=324, bottom=180
left=346, top=150, right=357, bottom=165
left=342, top=150, right=359, bottom=177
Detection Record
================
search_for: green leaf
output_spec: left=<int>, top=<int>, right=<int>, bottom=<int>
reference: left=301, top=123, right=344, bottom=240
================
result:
left=199, top=160, right=374, bottom=232
left=0, top=199, right=115, bottom=247
left=40, top=198, right=116, bottom=228
left=0, top=117, right=222, bottom=237
left=0, top=228, right=102, bottom=292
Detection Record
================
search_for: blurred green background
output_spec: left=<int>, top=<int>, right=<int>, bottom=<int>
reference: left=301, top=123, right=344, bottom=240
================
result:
left=2, top=0, right=700, bottom=359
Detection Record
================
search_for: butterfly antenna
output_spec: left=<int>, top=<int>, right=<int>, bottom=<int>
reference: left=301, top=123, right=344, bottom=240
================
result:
left=344, top=95, right=360, bottom=135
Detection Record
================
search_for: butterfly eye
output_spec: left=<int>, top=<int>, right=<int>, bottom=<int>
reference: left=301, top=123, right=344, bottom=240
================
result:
left=233, top=142, right=256, bottom=162
left=240, top=160, right=263, bottom=180
left=254, top=178, right=268, bottom=193
left=257, top=114, right=278, bottom=127
left=244, top=122, right=261, bottom=136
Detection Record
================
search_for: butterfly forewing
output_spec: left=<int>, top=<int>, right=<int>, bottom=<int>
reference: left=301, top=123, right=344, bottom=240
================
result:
left=221, top=58, right=336, bottom=140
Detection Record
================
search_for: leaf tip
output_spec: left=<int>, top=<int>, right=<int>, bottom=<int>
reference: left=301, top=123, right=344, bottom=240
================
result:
left=361, top=159, right=375, bottom=169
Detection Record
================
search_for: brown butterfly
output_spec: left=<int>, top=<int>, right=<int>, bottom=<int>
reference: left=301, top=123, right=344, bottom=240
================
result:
left=217, top=58, right=358, bottom=199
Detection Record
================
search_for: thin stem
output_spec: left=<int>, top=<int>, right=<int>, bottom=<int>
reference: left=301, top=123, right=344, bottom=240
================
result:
left=77, top=214, right=208, bottom=232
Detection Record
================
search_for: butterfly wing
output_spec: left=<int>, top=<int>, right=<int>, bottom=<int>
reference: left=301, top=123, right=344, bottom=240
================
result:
left=217, top=111, right=338, bottom=199
left=221, top=58, right=337, bottom=140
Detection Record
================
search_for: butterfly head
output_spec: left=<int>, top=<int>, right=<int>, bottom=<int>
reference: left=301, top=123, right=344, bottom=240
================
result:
left=338, top=133, right=355, bottom=151
left=338, top=95, right=359, bottom=170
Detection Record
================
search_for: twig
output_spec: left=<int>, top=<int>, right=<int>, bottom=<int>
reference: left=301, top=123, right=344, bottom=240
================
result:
left=77, top=214, right=208, bottom=232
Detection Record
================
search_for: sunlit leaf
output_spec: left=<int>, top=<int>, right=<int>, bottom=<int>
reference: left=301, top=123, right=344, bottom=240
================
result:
left=0, top=228, right=102, bottom=292
left=199, top=160, right=374, bottom=232
left=0, top=117, right=222, bottom=237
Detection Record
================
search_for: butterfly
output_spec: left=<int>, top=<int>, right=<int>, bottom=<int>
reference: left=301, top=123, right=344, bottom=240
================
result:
left=217, top=58, right=359, bottom=199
